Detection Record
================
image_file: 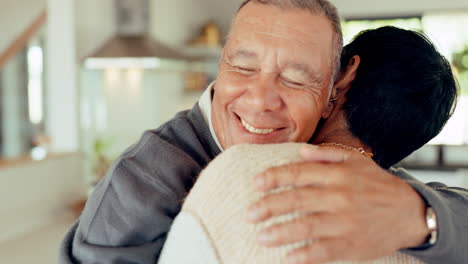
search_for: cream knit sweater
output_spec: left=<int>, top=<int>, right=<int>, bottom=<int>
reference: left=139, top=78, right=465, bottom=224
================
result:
left=158, top=143, right=425, bottom=264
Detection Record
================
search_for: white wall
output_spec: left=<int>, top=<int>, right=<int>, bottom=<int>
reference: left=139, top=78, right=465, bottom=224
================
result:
left=0, top=154, right=86, bottom=244
left=75, top=0, right=115, bottom=60
left=150, top=0, right=214, bottom=47
left=0, top=0, right=46, bottom=56
left=331, top=0, right=468, bottom=18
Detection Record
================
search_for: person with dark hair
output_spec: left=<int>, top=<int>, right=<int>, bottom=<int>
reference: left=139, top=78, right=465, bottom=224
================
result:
left=59, top=1, right=468, bottom=263
left=313, top=26, right=458, bottom=169
left=157, top=26, right=460, bottom=264
left=249, top=25, right=466, bottom=264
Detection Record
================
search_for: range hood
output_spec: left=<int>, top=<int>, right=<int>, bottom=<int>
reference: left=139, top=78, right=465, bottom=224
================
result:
left=85, top=0, right=195, bottom=69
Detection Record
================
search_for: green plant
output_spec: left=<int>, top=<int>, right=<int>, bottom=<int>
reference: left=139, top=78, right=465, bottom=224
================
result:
left=92, top=138, right=113, bottom=183
left=452, top=46, right=468, bottom=74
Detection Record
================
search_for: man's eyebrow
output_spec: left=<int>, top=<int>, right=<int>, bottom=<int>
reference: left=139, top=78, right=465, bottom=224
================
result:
left=228, top=49, right=258, bottom=61
left=283, top=63, right=323, bottom=84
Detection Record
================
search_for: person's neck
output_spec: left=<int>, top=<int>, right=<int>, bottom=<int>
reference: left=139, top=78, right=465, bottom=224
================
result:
left=313, top=127, right=373, bottom=154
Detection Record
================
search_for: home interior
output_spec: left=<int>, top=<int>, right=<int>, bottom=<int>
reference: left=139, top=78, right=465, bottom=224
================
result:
left=1, top=0, right=468, bottom=263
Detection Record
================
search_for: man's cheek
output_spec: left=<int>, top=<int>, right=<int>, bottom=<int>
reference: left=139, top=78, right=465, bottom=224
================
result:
left=218, top=85, right=247, bottom=105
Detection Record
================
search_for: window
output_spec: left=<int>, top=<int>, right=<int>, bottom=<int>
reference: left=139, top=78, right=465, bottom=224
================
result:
left=0, top=31, right=47, bottom=160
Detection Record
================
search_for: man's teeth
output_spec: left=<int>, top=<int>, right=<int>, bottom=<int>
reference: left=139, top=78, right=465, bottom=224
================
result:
left=241, top=119, right=275, bottom=134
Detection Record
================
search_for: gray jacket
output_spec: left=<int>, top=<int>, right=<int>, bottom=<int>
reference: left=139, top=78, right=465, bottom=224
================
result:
left=59, top=104, right=468, bottom=263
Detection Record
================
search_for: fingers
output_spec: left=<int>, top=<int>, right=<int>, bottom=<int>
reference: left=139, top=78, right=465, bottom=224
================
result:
left=254, top=162, right=346, bottom=191
left=248, top=145, right=408, bottom=263
left=256, top=213, right=349, bottom=247
left=286, top=237, right=350, bottom=264
left=300, top=145, right=354, bottom=163
left=248, top=186, right=349, bottom=223
left=254, top=145, right=369, bottom=192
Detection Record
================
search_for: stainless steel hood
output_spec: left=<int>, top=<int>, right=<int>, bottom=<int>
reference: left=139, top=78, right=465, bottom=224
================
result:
left=85, top=0, right=194, bottom=69
left=90, top=35, right=191, bottom=60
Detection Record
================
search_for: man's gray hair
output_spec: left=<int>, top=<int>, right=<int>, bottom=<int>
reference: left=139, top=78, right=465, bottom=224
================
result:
left=237, top=0, right=343, bottom=82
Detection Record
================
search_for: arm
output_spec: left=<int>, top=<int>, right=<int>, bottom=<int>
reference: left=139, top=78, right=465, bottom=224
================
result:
left=248, top=145, right=468, bottom=264
left=396, top=168, right=468, bottom=264
left=59, top=132, right=202, bottom=264
left=59, top=163, right=175, bottom=263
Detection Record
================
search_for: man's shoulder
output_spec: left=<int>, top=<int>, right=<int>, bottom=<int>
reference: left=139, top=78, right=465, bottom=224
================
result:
left=120, top=109, right=195, bottom=161
left=65, top=107, right=215, bottom=261
left=119, top=106, right=217, bottom=169
left=388, top=167, right=413, bottom=180
left=103, top=106, right=213, bottom=190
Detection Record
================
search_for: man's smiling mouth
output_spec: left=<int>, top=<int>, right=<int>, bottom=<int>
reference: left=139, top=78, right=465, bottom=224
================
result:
left=240, top=118, right=281, bottom=135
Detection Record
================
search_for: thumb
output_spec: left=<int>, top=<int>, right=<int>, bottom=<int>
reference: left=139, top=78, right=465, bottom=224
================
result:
left=299, top=145, right=352, bottom=163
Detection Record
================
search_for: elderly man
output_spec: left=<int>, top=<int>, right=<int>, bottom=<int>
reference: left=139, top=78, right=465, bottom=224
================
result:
left=60, top=0, right=468, bottom=263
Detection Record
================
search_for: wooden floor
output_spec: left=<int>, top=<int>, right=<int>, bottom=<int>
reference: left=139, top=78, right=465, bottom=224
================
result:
left=0, top=214, right=76, bottom=264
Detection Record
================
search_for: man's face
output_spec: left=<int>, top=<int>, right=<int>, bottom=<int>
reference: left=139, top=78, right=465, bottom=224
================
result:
left=212, top=2, right=335, bottom=149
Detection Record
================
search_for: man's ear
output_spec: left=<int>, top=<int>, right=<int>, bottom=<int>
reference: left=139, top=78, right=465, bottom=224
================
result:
left=321, top=93, right=335, bottom=119
left=321, top=55, right=361, bottom=119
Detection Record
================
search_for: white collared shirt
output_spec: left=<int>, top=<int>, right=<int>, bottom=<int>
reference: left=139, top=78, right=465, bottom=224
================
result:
left=198, top=82, right=224, bottom=152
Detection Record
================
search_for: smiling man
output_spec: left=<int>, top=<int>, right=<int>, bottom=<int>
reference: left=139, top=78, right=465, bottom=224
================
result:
left=211, top=3, right=337, bottom=147
left=60, top=1, right=468, bottom=264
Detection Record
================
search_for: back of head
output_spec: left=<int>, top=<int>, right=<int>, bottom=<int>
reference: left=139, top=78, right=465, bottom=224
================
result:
left=341, top=26, right=458, bottom=169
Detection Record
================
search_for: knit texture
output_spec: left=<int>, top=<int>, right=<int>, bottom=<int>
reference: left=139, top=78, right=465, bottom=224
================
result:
left=161, top=143, right=426, bottom=264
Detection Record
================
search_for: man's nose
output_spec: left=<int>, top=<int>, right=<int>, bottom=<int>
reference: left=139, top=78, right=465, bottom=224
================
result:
left=245, top=75, right=283, bottom=112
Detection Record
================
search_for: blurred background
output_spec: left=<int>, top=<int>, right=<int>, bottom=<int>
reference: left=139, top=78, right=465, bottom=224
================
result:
left=1, top=0, right=468, bottom=263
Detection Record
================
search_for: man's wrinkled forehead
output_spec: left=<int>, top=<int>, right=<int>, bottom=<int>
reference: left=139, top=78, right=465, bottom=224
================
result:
left=230, top=16, right=321, bottom=45
left=228, top=3, right=333, bottom=47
